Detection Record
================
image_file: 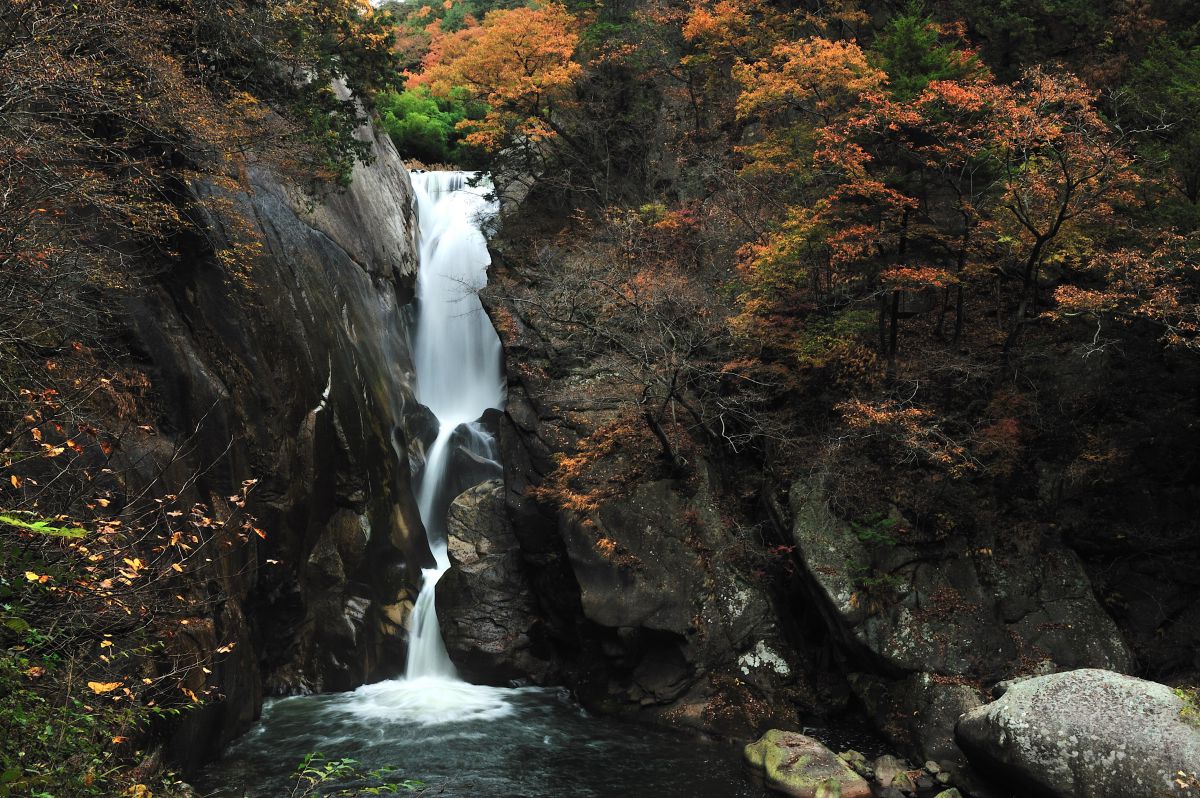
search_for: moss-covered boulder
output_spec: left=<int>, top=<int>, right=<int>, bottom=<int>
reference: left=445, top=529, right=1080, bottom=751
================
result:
left=744, top=730, right=872, bottom=798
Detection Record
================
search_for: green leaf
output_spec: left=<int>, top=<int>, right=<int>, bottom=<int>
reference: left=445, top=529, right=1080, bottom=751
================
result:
left=0, top=513, right=85, bottom=539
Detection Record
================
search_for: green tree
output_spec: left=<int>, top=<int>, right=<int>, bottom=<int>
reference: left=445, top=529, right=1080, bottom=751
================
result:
left=377, top=87, right=484, bottom=165
left=871, top=3, right=982, bottom=100
left=1125, top=38, right=1200, bottom=229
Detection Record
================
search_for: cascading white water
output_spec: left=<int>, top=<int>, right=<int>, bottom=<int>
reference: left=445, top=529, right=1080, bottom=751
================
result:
left=345, top=170, right=512, bottom=724
left=410, top=172, right=505, bottom=435
left=405, top=171, right=504, bottom=680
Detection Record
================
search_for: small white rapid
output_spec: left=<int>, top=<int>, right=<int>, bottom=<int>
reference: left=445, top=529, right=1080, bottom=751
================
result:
left=340, top=171, right=511, bottom=725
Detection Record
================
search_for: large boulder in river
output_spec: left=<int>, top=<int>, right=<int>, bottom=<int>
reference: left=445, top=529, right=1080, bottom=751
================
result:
left=955, top=669, right=1200, bottom=798
left=744, top=730, right=872, bottom=798
left=438, top=479, right=553, bottom=682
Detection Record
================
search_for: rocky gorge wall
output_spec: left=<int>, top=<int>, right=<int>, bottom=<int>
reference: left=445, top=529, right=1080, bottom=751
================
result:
left=431, top=243, right=1195, bottom=795
left=117, top=120, right=432, bottom=771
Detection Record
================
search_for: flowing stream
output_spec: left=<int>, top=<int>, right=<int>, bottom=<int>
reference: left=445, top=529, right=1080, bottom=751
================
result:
left=197, top=172, right=764, bottom=798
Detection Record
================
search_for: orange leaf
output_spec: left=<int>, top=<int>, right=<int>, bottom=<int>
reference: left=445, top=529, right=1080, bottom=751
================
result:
left=87, top=681, right=122, bottom=694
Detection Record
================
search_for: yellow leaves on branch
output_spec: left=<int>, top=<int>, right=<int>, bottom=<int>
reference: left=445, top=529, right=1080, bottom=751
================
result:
left=880, top=266, right=959, bottom=289
left=838, top=398, right=977, bottom=477
left=415, top=2, right=581, bottom=151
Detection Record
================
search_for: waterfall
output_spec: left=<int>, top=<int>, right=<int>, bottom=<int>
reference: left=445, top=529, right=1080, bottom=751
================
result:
left=405, top=170, right=503, bottom=680
left=367, top=169, right=509, bottom=722
left=323, top=171, right=511, bottom=725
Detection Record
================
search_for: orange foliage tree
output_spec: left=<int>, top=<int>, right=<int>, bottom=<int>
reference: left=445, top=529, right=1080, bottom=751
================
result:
left=414, top=2, right=582, bottom=152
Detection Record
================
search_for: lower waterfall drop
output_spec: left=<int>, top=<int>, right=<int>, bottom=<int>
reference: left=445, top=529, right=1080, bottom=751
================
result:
left=373, top=170, right=511, bottom=723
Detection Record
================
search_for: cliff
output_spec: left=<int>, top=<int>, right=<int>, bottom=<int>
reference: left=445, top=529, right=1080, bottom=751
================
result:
left=118, top=121, right=430, bottom=771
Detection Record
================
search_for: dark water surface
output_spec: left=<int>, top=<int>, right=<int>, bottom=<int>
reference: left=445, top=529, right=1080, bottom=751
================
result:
left=197, top=678, right=769, bottom=798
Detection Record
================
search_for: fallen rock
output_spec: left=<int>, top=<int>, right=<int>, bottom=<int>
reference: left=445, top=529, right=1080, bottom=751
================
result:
left=956, top=668, right=1200, bottom=798
left=745, top=730, right=872, bottom=798
left=891, top=769, right=916, bottom=793
left=838, top=749, right=868, bottom=776
left=873, top=754, right=905, bottom=788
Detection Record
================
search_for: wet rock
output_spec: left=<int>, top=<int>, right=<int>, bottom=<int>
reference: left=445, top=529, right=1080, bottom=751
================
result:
left=934, top=791, right=963, bottom=798
left=956, top=668, right=1200, bottom=798
left=438, top=479, right=553, bottom=682
left=891, top=769, right=916, bottom=793
left=744, top=730, right=872, bottom=798
left=400, top=402, right=440, bottom=471
left=554, top=468, right=800, bottom=732
left=838, top=750, right=868, bottom=776
left=126, top=110, right=429, bottom=771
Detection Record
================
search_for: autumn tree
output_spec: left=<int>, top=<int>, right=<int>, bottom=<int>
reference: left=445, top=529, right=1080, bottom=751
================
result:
left=990, top=68, right=1139, bottom=354
left=1049, top=232, right=1200, bottom=354
left=416, top=3, right=582, bottom=152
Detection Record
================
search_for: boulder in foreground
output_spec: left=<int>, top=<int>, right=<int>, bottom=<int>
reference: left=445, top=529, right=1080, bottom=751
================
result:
left=956, top=668, right=1200, bottom=798
left=744, top=730, right=872, bottom=798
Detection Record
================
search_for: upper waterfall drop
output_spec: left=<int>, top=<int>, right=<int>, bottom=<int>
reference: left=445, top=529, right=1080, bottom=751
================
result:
left=411, top=172, right=505, bottom=429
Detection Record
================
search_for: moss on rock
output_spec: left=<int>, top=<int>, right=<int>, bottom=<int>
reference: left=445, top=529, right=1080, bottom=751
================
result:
left=744, top=730, right=872, bottom=798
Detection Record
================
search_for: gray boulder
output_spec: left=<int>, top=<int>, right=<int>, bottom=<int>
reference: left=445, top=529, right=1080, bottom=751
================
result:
left=788, top=478, right=1131, bottom=773
left=956, top=668, right=1200, bottom=798
left=437, top=479, right=551, bottom=682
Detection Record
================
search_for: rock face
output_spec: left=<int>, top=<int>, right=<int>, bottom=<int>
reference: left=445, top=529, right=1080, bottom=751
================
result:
left=470, top=286, right=809, bottom=735
left=744, top=730, right=872, bottom=798
left=438, top=479, right=550, bottom=682
left=123, top=117, right=428, bottom=770
left=956, top=669, right=1200, bottom=798
left=788, top=478, right=1131, bottom=774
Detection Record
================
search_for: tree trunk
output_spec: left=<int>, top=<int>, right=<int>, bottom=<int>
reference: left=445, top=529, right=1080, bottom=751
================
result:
left=887, top=288, right=901, bottom=380
left=644, top=409, right=686, bottom=472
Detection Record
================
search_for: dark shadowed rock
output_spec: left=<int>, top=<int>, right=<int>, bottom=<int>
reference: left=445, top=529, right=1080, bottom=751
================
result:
left=788, top=478, right=1131, bottom=778
left=128, top=114, right=429, bottom=771
left=438, top=479, right=553, bottom=682
left=956, top=669, right=1200, bottom=798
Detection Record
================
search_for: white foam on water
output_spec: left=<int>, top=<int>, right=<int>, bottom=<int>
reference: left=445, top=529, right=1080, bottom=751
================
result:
left=339, top=677, right=515, bottom=726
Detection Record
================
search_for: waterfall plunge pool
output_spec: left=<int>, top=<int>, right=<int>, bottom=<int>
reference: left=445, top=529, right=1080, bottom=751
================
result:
left=195, top=678, right=767, bottom=798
